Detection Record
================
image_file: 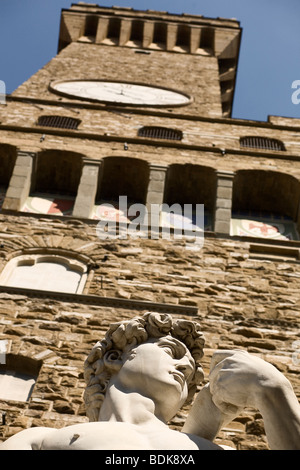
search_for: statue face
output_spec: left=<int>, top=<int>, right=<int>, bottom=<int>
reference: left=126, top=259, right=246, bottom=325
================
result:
left=117, top=336, right=196, bottom=421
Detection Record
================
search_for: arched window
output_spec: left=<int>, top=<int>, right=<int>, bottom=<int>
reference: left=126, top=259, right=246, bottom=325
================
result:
left=101, top=17, right=121, bottom=45
left=37, top=115, right=81, bottom=130
left=84, top=15, right=98, bottom=39
left=151, top=22, right=167, bottom=50
left=0, top=254, right=88, bottom=294
left=93, top=156, right=149, bottom=221
left=126, top=20, right=144, bottom=48
left=231, top=170, right=300, bottom=240
left=174, top=24, right=190, bottom=53
left=240, top=136, right=285, bottom=151
left=138, top=126, right=183, bottom=141
left=0, top=144, right=17, bottom=211
left=22, top=150, right=83, bottom=216
left=0, top=354, right=41, bottom=402
left=162, top=164, right=216, bottom=232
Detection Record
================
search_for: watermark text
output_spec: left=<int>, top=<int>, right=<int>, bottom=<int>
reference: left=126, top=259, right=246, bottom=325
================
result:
left=0, top=80, right=6, bottom=105
left=96, top=196, right=204, bottom=250
left=291, top=80, right=300, bottom=105
left=0, top=339, right=7, bottom=364
left=292, top=340, right=300, bottom=366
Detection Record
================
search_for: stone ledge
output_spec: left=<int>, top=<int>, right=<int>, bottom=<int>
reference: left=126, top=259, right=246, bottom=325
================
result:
left=0, top=285, right=198, bottom=315
left=7, top=95, right=300, bottom=131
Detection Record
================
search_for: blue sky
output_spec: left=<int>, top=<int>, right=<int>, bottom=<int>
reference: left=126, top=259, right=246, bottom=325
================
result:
left=1, top=0, right=300, bottom=122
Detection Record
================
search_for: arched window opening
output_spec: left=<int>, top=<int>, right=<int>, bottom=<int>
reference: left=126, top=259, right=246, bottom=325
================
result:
left=162, top=164, right=216, bottom=232
left=92, top=157, right=149, bottom=222
left=174, top=24, right=190, bottom=53
left=22, top=150, right=83, bottom=216
left=240, top=136, right=286, bottom=152
left=36, top=115, right=81, bottom=130
left=0, top=254, right=87, bottom=294
left=0, top=354, right=42, bottom=402
left=200, top=27, right=214, bottom=51
left=84, top=15, right=98, bottom=39
left=138, top=126, right=183, bottom=141
left=101, top=17, right=121, bottom=45
left=0, top=144, right=17, bottom=212
left=231, top=170, right=300, bottom=240
left=127, top=20, right=144, bottom=47
left=151, top=22, right=167, bottom=50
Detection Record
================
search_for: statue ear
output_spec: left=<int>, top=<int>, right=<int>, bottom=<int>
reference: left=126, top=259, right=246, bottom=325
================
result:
left=103, top=349, right=123, bottom=373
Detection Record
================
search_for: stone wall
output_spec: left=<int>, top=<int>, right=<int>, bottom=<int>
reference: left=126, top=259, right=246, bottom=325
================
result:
left=12, top=43, right=222, bottom=119
left=3, top=101, right=300, bottom=157
left=0, top=214, right=299, bottom=449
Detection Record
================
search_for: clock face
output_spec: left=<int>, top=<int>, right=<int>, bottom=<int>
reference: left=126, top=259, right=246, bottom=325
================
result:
left=49, top=80, right=191, bottom=107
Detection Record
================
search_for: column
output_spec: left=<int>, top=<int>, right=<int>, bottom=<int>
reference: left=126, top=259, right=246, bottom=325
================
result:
left=95, top=17, right=109, bottom=44
left=190, top=27, right=201, bottom=53
left=145, top=164, right=168, bottom=233
left=119, top=19, right=132, bottom=45
left=166, top=24, right=177, bottom=51
left=214, top=170, right=234, bottom=235
left=146, top=164, right=168, bottom=207
left=143, top=21, right=154, bottom=48
left=2, top=150, right=35, bottom=212
left=72, top=159, right=101, bottom=219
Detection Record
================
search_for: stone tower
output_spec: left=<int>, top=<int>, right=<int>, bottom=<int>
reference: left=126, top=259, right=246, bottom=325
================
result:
left=0, top=3, right=299, bottom=450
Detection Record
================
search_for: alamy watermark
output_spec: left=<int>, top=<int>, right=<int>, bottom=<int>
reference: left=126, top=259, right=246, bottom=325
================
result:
left=0, top=339, right=7, bottom=364
left=96, top=196, right=204, bottom=250
left=291, top=80, right=300, bottom=105
left=0, top=80, right=6, bottom=105
left=292, top=340, right=300, bottom=366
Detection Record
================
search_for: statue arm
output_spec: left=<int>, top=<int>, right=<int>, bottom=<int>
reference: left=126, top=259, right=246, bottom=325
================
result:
left=182, top=383, right=240, bottom=441
left=0, top=426, right=54, bottom=450
left=208, top=350, right=300, bottom=450
left=254, top=376, right=300, bottom=449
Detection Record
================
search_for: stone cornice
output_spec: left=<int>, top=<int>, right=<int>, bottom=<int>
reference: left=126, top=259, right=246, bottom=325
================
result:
left=6, top=95, right=300, bottom=132
left=0, top=285, right=198, bottom=315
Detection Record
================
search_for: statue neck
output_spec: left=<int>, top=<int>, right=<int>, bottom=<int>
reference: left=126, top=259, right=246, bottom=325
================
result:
left=99, top=380, right=166, bottom=427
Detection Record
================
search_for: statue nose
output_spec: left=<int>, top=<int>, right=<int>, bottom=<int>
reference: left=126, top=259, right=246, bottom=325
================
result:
left=176, top=359, right=194, bottom=378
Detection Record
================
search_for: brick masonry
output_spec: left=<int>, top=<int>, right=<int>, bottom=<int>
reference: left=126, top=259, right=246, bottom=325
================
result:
left=0, top=214, right=299, bottom=449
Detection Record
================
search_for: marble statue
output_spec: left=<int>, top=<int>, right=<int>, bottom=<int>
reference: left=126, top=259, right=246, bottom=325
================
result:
left=0, top=312, right=299, bottom=450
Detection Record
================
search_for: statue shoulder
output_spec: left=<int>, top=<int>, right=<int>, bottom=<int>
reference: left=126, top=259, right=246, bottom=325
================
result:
left=0, top=422, right=224, bottom=450
left=0, top=426, right=56, bottom=450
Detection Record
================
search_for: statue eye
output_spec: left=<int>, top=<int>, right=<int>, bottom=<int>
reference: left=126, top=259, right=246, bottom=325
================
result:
left=163, top=345, right=175, bottom=357
left=162, top=344, right=184, bottom=360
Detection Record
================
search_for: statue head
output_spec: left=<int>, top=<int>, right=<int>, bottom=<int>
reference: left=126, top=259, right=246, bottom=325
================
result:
left=84, top=312, right=205, bottom=422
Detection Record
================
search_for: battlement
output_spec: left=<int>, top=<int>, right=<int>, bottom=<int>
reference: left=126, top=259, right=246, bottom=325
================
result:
left=58, top=3, right=242, bottom=116
left=59, top=3, right=241, bottom=54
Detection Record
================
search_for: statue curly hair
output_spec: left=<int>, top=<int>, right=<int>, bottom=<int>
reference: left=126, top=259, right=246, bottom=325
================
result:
left=84, top=312, right=205, bottom=422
